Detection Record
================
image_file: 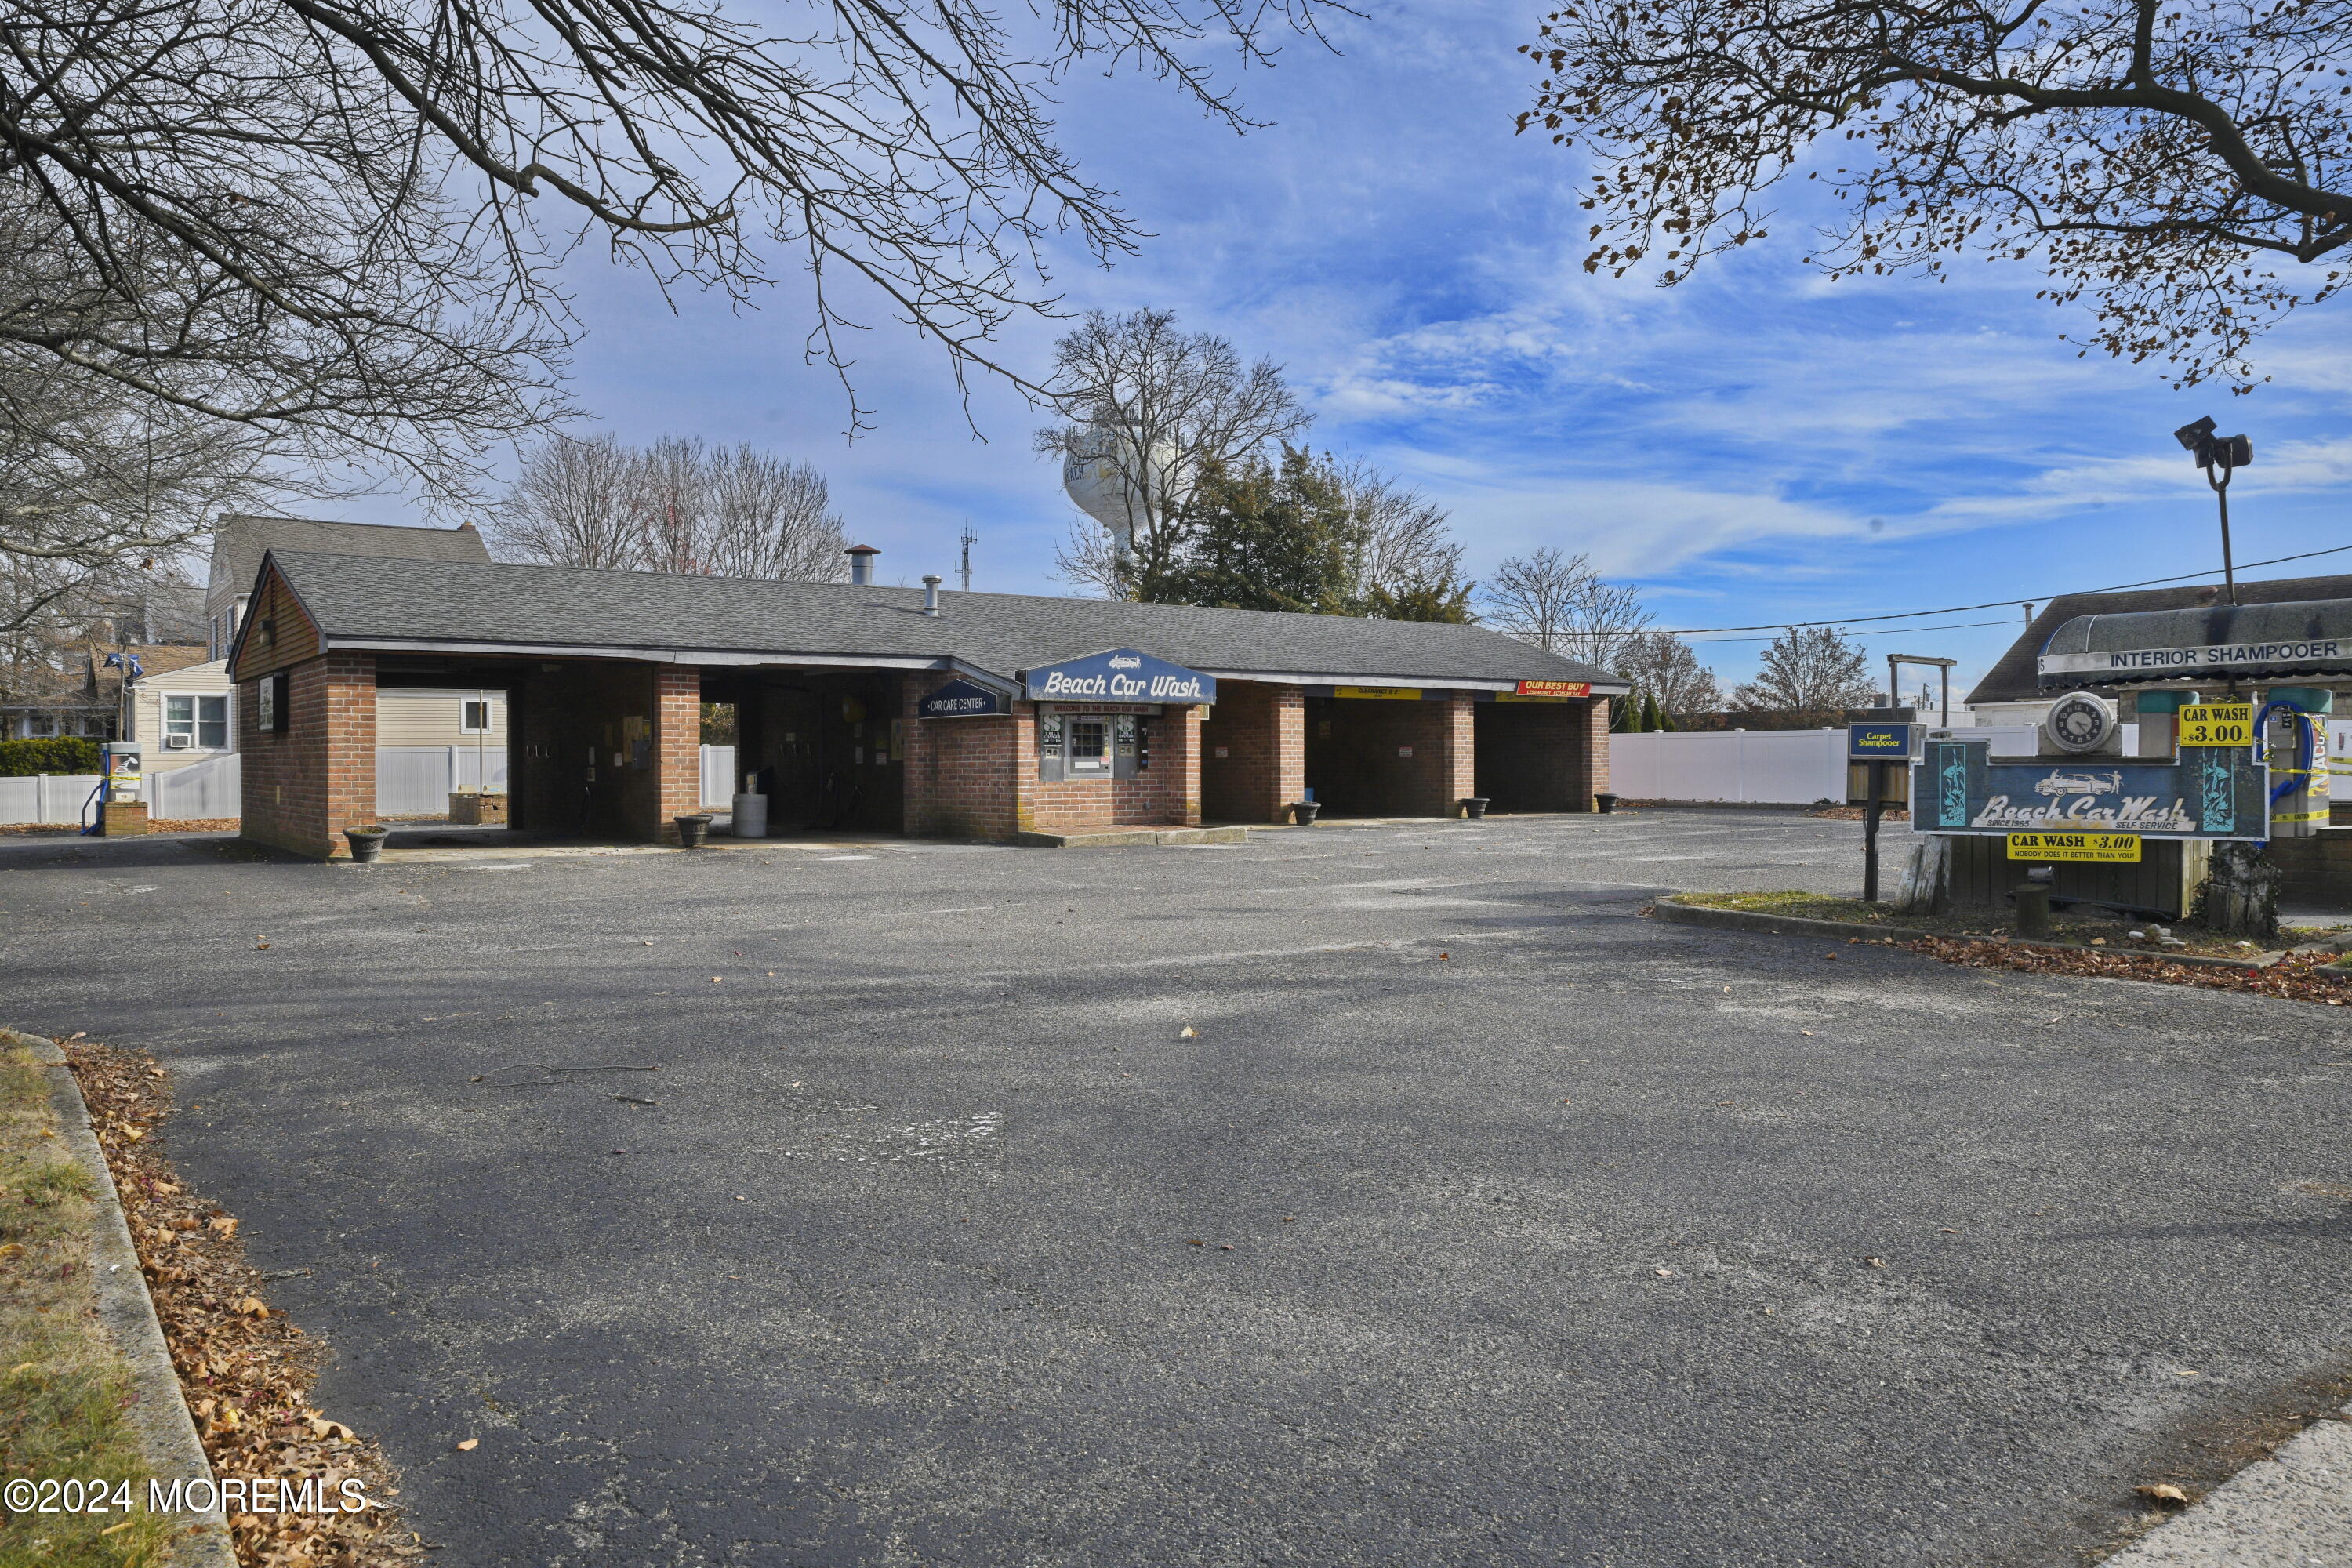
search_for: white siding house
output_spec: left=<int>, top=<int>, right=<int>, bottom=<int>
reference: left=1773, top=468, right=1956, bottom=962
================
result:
left=376, top=688, right=507, bottom=748
left=122, top=659, right=237, bottom=776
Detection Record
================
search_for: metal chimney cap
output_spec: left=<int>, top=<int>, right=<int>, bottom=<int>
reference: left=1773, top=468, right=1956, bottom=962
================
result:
left=845, top=544, right=880, bottom=555
left=920, top=574, right=944, bottom=615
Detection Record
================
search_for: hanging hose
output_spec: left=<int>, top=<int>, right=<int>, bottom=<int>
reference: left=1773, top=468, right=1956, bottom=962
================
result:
left=75, top=779, right=104, bottom=835
left=2255, top=701, right=2321, bottom=805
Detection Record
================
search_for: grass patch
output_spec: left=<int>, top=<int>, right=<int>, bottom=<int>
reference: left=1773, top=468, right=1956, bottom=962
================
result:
left=1668, top=891, right=2285, bottom=956
left=0, top=1037, right=176, bottom=1566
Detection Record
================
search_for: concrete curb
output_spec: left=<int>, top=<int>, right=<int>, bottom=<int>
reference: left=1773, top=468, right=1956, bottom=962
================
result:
left=8, top=1029, right=234, bottom=1568
left=1650, top=898, right=2273, bottom=972
left=2099, top=1410, right=2352, bottom=1566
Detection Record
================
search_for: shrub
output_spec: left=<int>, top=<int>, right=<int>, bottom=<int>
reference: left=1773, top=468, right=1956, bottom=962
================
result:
left=0, top=737, right=103, bottom=776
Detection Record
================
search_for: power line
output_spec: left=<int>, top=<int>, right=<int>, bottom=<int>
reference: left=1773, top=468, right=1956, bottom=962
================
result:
left=1686, top=616, right=2022, bottom=644
left=1653, top=543, right=2352, bottom=636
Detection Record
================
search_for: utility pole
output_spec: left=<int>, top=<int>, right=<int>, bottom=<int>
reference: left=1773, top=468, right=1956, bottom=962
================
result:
left=958, top=526, right=977, bottom=593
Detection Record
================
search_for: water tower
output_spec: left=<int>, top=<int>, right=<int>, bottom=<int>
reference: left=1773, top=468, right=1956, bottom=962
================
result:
left=1061, top=422, right=1185, bottom=565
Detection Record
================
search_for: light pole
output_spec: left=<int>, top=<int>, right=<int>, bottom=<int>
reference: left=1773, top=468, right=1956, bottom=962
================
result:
left=2173, top=416, right=2254, bottom=606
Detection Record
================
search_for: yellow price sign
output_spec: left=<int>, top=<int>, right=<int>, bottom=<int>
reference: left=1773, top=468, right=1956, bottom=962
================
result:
left=2177, top=701, right=2254, bottom=747
left=2006, top=832, right=2142, bottom=863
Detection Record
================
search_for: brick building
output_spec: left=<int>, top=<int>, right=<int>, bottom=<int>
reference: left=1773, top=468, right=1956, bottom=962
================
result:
left=227, top=550, right=1624, bottom=858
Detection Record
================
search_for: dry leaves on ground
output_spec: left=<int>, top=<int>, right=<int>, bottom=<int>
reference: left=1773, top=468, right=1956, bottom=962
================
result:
left=1901, top=937, right=2352, bottom=1007
left=63, top=1039, right=420, bottom=1568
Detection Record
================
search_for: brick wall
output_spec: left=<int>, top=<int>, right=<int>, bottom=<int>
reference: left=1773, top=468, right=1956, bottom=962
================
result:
left=902, top=673, right=1025, bottom=840
left=1473, top=699, right=1605, bottom=812
left=1309, top=696, right=1475, bottom=817
left=1200, top=681, right=1305, bottom=822
left=901, top=673, right=1203, bottom=837
left=652, top=667, right=702, bottom=844
left=238, top=653, right=376, bottom=858
left=1027, top=704, right=1201, bottom=832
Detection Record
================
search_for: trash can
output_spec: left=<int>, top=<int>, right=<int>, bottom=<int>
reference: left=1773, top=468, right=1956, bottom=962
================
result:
left=731, top=793, right=768, bottom=838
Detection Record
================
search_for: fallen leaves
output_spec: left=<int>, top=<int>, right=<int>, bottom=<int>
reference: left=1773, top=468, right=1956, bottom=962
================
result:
left=2136, top=1483, right=2191, bottom=1507
left=455, top=1438, right=480, bottom=1452
left=61, top=1037, right=412, bottom=1567
left=1178, top=1026, right=1197, bottom=1040
left=1907, top=935, right=2352, bottom=1007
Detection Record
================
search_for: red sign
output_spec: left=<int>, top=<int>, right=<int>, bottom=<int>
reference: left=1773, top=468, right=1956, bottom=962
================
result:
left=1515, top=680, right=1592, bottom=698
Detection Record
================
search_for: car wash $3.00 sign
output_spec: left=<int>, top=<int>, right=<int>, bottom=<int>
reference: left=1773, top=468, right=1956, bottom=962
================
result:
left=1913, top=736, right=2268, bottom=842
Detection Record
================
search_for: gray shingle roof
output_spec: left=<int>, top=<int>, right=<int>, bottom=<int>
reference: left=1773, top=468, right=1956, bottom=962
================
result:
left=261, top=551, right=1621, bottom=690
left=207, top=516, right=489, bottom=616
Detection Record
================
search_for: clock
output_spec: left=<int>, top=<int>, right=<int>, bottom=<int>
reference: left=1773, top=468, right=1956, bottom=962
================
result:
left=2043, top=691, right=2118, bottom=754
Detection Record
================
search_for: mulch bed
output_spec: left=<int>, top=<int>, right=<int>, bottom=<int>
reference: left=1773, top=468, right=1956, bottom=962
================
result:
left=61, top=1038, right=419, bottom=1567
left=0, top=819, right=238, bottom=836
left=1884, top=934, right=2352, bottom=1006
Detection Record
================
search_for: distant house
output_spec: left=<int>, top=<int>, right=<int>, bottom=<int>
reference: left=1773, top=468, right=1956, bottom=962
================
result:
left=1966, top=572, right=2352, bottom=725
left=5, top=642, right=206, bottom=743
left=205, top=514, right=492, bottom=660
left=114, top=645, right=241, bottom=775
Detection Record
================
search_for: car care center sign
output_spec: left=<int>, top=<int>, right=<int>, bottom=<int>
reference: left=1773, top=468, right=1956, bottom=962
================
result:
left=1913, top=736, right=2267, bottom=841
left=1022, top=648, right=1216, bottom=705
left=917, top=678, right=1011, bottom=718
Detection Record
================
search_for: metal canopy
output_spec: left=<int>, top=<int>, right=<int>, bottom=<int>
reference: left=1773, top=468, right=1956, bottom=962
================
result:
left=2035, top=597, right=2352, bottom=688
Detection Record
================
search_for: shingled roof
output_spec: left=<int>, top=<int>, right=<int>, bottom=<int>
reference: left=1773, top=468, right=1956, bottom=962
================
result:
left=205, top=516, right=489, bottom=617
left=1968, top=572, right=2352, bottom=706
left=252, top=551, right=1624, bottom=691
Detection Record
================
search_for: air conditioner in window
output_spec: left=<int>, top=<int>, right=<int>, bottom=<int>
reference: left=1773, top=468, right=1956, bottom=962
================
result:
left=164, top=733, right=191, bottom=749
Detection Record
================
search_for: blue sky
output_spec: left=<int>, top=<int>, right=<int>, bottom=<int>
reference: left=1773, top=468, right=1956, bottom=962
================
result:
left=356, top=0, right=2352, bottom=701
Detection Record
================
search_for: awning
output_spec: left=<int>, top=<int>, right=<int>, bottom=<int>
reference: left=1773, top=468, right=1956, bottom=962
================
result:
left=2036, top=597, right=2352, bottom=688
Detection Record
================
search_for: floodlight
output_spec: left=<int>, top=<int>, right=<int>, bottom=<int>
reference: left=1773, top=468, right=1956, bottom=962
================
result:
left=2173, top=415, right=2216, bottom=454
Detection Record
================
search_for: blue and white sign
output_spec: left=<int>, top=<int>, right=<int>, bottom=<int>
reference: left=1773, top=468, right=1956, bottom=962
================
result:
left=917, top=678, right=1011, bottom=719
left=1913, top=737, right=2269, bottom=841
left=1022, top=648, right=1216, bottom=705
left=1849, top=722, right=1916, bottom=760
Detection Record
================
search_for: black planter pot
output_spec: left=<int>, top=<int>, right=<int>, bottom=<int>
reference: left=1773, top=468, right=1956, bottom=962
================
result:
left=344, top=826, right=390, bottom=863
left=1594, top=793, right=1620, bottom=815
left=675, top=814, right=713, bottom=848
left=1291, top=800, right=1322, bottom=825
left=1461, top=797, right=1490, bottom=820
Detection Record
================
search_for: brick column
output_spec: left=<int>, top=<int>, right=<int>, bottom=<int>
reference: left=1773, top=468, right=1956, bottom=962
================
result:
left=238, top=653, right=376, bottom=859
left=1168, top=703, right=1204, bottom=826
left=903, top=673, right=1023, bottom=840
left=1201, top=682, right=1306, bottom=822
left=652, top=666, right=703, bottom=844
left=1439, top=696, right=1475, bottom=816
left=1576, top=698, right=1610, bottom=811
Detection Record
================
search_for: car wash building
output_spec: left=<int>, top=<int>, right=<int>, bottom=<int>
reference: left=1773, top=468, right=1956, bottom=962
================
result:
left=227, top=549, right=1626, bottom=858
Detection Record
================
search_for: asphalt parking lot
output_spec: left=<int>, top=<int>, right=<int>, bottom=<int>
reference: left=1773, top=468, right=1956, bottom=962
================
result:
left=7, top=809, right=2352, bottom=1566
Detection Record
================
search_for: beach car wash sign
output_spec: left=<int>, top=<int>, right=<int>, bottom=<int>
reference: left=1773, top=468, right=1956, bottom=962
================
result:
left=1912, top=736, right=2268, bottom=841
left=1021, top=648, right=1216, bottom=705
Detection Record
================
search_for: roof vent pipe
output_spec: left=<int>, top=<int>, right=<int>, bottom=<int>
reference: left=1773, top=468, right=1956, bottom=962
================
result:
left=921, top=575, right=943, bottom=615
left=846, top=543, right=879, bottom=586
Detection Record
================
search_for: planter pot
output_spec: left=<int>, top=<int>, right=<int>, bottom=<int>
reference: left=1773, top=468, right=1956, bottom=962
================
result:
left=1461, top=797, right=1490, bottom=820
left=674, top=814, right=713, bottom=848
left=344, top=826, right=390, bottom=863
left=1594, top=793, right=1620, bottom=815
left=1291, top=800, right=1322, bottom=825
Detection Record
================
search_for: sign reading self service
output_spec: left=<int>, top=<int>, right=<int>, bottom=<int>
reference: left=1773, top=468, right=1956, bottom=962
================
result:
left=1022, top=648, right=1214, bottom=705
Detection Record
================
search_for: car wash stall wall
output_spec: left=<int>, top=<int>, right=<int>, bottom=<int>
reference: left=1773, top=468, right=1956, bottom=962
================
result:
left=1200, top=681, right=1305, bottom=823
left=717, top=668, right=909, bottom=835
left=1305, top=692, right=1476, bottom=818
left=1473, top=697, right=1607, bottom=813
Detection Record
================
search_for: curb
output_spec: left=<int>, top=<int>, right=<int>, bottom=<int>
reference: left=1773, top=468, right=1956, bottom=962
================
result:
left=8, top=1029, right=234, bottom=1568
left=1650, top=898, right=2274, bottom=972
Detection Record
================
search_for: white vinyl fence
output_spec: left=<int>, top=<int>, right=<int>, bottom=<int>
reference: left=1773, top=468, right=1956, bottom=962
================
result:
left=0, top=773, right=105, bottom=825
left=1609, top=724, right=2093, bottom=805
left=376, top=743, right=738, bottom=816
left=151, top=753, right=241, bottom=819
left=702, top=746, right=737, bottom=810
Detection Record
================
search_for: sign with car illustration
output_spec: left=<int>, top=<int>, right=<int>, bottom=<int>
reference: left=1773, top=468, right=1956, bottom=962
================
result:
left=1913, top=735, right=2269, bottom=841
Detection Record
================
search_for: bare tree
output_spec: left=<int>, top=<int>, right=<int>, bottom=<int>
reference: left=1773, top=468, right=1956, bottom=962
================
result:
left=1732, top=626, right=1878, bottom=718
left=702, top=445, right=847, bottom=582
left=489, top=435, right=846, bottom=581
left=487, top=436, right=641, bottom=570
left=0, top=344, right=270, bottom=637
left=1485, top=547, right=1652, bottom=666
left=1, top=0, right=1345, bottom=473
left=1613, top=631, right=1723, bottom=720
left=1519, top=0, right=2351, bottom=389
left=1329, top=459, right=1468, bottom=609
left=1041, top=310, right=1312, bottom=595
